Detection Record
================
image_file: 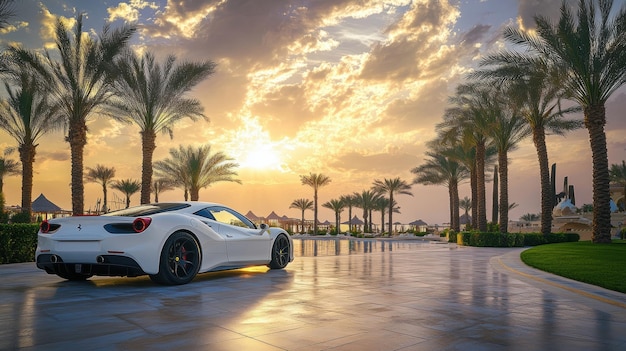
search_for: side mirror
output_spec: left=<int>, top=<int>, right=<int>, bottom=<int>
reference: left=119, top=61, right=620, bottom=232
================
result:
left=258, top=223, right=269, bottom=235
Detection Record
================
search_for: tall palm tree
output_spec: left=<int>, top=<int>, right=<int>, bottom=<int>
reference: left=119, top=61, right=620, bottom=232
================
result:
left=499, top=0, right=626, bottom=243
left=85, top=165, right=116, bottom=213
left=300, top=173, right=331, bottom=235
left=475, top=46, right=582, bottom=236
left=9, top=14, right=136, bottom=215
left=352, top=190, right=381, bottom=233
left=289, top=198, right=313, bottom=234
left=609, top=160, right=626, bottom=211
left=153, top=178, right=175, bottom=203
left=108, top=51, right=216, bottom=204
left=412, top=150, right=469, bottom=232
left=322, top=198, right=345, bottom=235
left=340, top=194, right=357, bottom=232
left=0, top=62, right=62, bottom=219
left=154, top=144, right=240, bottom=201
left=372, top=177, right=413, bottom=236
left=112, top=179, right=141, bottom=208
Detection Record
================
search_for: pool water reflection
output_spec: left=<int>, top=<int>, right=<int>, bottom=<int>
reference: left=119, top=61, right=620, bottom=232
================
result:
left=292, top=238, right=434, bottom=257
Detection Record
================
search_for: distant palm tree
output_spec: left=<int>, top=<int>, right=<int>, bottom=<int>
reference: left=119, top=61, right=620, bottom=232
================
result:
left=609, top=160, right=626, bottom=211
left=153, top=178, right=175, bottom=203
left=459, top=196, right=472, bottom=226
left=0, top=150, right=19, bottom=194
left=353, top=190, right=381, bottom=233
left=300, top=173, right=331, bottom=235
left=112, top=179, right=141, bottom=208
left=412, top=150, right=469, bottom=232
left=372, top=177, right=413, bottom=235
left=154, top=144, right=240, bottom=201
left=289, top=198, right=313, bottom=234
left=340, top=194, right=357, bottom=232
left=0, top=61, right=63, bottom=220
left=520, top=213, right=540, bottom=222
left=85, top=165, right=116, bottom=213
left=498, top=0, right=626, bottom=243
left=108, top=51, right=216, bottom=204
left=9, top=14, right=135, bottom=215
left=322, top=198, right=345, bottom=235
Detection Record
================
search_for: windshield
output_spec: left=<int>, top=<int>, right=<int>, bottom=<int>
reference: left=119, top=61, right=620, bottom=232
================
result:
left=103, top=203, right=190, bottom=217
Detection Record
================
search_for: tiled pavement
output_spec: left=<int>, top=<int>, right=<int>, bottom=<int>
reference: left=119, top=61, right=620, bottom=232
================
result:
left=1, top=238, right=625, bottom=351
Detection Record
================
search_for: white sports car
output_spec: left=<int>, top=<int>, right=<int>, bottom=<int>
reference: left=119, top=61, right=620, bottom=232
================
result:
left=36, top=202, right=294, bottom=285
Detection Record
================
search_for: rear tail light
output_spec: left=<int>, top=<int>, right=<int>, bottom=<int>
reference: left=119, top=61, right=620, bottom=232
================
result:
left=40, top=220, right=51, bottom=233
left=132, top=217, right=152, bottom=233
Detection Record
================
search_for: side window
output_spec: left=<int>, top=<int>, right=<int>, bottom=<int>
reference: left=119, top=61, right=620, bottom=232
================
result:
left=194, top=208, right=216, bottom=220
left=207, top=207, right=255, bottom=229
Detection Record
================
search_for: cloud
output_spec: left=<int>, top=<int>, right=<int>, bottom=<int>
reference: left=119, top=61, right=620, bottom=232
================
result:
left=38, top=4, right=75, bottom=48
left=107, top=0, right=159, bottom=23
left=516, top=0, right=577, bottom=30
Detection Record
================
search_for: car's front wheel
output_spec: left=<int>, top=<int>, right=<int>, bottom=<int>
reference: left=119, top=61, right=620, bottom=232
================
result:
left=268, top=234, right=290, bottom=269
left=150, top=231, right=201, bottom=285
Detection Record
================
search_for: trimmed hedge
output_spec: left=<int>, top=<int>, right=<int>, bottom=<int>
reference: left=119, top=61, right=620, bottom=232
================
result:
left=451, top=231, right=580, bottom=247
left=0, top=224, right=39, bottom=264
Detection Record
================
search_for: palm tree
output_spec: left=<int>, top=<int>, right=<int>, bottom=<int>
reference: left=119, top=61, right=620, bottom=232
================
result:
left=372, top=177, right=413, bottom=236
left=154, top=144, right=240, bottom=201
left=0, top=150, right=19, bottom=194
left=289, top=198, right=313, bottom=234
left=153, top=178, right=175, bottom=203
left=0, top=63, right=62, bottom=219
left=352, top=190, right=380, bottom=234
left=340, top=194, right=357, bottom=232
left=475, top=45, right=582, bottom=236
left=499, top=0, right=626, bottom=243
left=300, top=173, right=331, bottom=235
left=609, top=160, right=626, bottom=211
left=85, top=165, right=116, bottom=213
left=322, top=198, right=345, bottom=235
left=521, top=213, right=541, bottom=222
left=412, top=150, right=469, bottom=232
left=9, top=14, right=135, bottom=215
left=112, top=179, right=141, bottom=208
left=108, top=51, right=216, bottom=204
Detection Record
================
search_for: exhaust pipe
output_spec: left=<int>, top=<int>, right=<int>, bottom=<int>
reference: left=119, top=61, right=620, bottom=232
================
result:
left=96, top=255, right=106, bottom=264
left=50, top=255, right=59, bottom=263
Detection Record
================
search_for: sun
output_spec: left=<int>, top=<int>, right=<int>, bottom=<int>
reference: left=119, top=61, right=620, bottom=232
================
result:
left=240, top=144, right=283, bottom=171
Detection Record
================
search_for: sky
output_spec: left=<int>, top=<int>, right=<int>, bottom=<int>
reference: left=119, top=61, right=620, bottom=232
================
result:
left=1, top=0, right=625, bottom=227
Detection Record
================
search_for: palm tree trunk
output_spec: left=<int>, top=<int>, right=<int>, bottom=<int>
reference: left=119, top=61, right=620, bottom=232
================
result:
left=102, top=184, right=108, bottom=213
left=301, top=210, right=305, bottom=234
left=313, top=188, right=318, bottom=235
left=533, top=127, right=552, bottom=236
left=470, top=166, right=478, bottom=229
left=476, top=140, right=487, bottom=231
left=380, top=209, right=385, bottom=234
left=388, top=194, right=394, bottom=235
left=19, top=143, right=36, bottom=220
left=125, top=195, right=130, bottom=208
left=69, top=121, right=87, bottom=215
left=585, top=105, right=611, bottom=243
left=190, top=185, right=200, bottom=201
left=498, top=152, right=508, bottom=233
left=141, top=130, right=156, bottom=204
left=449, top=180, right=460, bottom=231
left=492, top=165, right=498, bottom=223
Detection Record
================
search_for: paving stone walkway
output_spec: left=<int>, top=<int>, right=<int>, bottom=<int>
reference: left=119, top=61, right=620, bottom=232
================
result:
left=1, top=239, right=624, bottom=350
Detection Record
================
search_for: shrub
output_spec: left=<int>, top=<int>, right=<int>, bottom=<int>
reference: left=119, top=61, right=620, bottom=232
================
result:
left=456, top=231, right=526, bottom=247
left=0, top=224, right=39, bottom=264
left=448, top=230, right=458, bottom=243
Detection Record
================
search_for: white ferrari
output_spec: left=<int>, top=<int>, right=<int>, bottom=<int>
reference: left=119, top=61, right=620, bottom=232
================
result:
left=36, top=202, right=294, bottom=285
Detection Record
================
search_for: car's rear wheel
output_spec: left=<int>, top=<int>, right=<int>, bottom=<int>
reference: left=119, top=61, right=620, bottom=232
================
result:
left=268, top=234, right=290, bottom=269
left=150, top=231, right=201, bottom=285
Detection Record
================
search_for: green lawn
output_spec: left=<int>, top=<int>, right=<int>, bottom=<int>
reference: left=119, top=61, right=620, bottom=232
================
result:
left=520, top=240, right=626, bottom=293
